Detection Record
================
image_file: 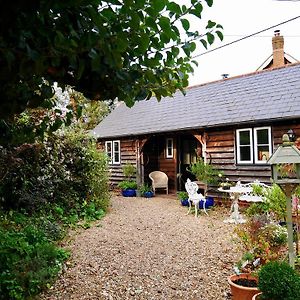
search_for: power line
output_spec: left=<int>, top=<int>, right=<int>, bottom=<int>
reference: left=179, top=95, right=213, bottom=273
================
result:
left=192, top=15, right=300, bottom=59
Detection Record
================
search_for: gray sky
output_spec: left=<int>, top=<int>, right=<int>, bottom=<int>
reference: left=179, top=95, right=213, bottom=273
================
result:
left=186, top=0, right=300, bottom=86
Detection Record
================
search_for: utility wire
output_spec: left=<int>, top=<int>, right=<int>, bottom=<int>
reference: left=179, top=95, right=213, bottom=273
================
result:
left=192, top=15, right=300, bottom=59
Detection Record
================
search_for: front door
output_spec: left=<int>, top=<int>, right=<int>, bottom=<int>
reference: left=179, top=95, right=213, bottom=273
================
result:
left=177, top=135, right=201, bottom=191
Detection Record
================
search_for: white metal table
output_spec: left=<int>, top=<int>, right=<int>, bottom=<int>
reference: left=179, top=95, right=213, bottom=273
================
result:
left=218, top=185, right=253, bottom=224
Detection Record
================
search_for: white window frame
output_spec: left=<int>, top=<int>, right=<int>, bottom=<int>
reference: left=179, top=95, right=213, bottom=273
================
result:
left=105, top=140, right=120, bottom=164
left=236, top=128, right=253, bottom=164
left=236, top=127, right=272, bottom=165
left=113, top=140, right=121, bottom=164
left=166, top=138, right=174, bottom=158
left=254, top=127, right=272, bottom=164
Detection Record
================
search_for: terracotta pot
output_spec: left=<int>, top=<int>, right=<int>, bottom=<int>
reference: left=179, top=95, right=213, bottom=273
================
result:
left=252, top=292, right=263, bottom=300
left=228, top=273, right=259, bottom=300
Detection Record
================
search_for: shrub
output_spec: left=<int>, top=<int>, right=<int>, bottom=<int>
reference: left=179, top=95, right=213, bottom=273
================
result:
left=0, top=218, right=70, bottom=300
left=258, top=261, right=300, bottom=300
left=188, top=158, right=221, bottom=185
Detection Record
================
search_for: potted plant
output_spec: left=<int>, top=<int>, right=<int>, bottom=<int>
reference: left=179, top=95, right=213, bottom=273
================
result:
left=229, top=215, right=288, bottom=300
left=177, top=191, right=189, bottom=206
left=118, top=163, right=137, bottom=197
left=138, top=183, right=154, bottom=198
left=254, top=260, right=300, bottom=300
left=188, top=158, right=221, bottom=206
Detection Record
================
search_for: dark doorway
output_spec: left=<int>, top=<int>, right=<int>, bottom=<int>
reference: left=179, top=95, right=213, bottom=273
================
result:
left=177, top=135, right=201, bottom=191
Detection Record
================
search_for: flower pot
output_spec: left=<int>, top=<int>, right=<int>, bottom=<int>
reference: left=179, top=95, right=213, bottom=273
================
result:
left=228, top=273, right=259, bottom=300
left=144, top=191, right=154, bottom=198
left=122, top=189, right=136, bottom=197
left=252, top=292, right=263, bottom=300
left=199, top=197, right=214, bottom=209
left=181, top=199, right=189, bottom=206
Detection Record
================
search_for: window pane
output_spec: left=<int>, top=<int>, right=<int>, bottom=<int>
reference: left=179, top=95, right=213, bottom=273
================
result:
left=106, top=142, right=112, bottom=152
left=257, top=146, right=270, bottom=161
left=240, top=146, right=251, bottom=161
left=239, top=131, right=250, bottom=145
left=114, top=141, right=119, bottom=152
left=257, top=129, right=269, bottom=144
left=114, top=152, right=119, bottom=163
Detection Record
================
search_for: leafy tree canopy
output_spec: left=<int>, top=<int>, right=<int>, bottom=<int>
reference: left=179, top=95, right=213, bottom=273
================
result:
left=0, top=0, right=222, bottom=119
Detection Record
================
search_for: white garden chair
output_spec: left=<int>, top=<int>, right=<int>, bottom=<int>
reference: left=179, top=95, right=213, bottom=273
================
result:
left=149, top=171, right=168, bottom=195
left=185, top=178, right=207, bottom=217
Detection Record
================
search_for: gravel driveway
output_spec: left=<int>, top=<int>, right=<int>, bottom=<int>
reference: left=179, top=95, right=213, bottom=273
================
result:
left=41, top=195, right=240, bottom=300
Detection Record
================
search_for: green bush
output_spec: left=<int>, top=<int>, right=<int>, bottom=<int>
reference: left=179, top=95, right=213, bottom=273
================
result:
left=0, top=218, right=70, bottom=300
left=258, top=261, right=300, bottom=300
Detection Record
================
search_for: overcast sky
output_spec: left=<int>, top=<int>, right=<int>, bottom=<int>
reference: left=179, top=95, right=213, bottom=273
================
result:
left=185, top=0, right=300, bottom=86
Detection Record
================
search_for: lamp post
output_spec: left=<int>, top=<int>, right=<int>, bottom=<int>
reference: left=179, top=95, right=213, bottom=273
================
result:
left=268, top=133, right=300, bottom=268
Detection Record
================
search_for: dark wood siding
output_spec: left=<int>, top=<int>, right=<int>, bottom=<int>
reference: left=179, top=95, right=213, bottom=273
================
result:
left=98, top=138, right=137, bottom=188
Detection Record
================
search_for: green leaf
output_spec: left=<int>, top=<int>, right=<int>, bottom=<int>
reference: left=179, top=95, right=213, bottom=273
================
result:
left=206, top=32, right=215, bottom=45
left=167, top=2, right=182, bottom=15
left=152, top=0, right=166, bottom=13
left=159, top=16, right=171, bottom=32
left=200, top=39, right=208, bottom=49
left=181, top=18, right=190, bottom=31
left=216, top=30, right=223, bottom=41
left=189, top=42, right=196, bottom=52
left=138, top=33, right=150, bottom=53
left=205, top=0, right=213, bottom=7
left=145, top=17, right=158, bottom=31
left=206, top=20, right=216, bottom=29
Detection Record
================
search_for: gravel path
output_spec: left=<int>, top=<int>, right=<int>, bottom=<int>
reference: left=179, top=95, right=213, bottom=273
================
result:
left=41, top=195, right=241, bottom=300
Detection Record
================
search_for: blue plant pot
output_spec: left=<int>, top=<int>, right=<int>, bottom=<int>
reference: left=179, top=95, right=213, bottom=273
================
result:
left=144, top=191, right=154, bottom=198
left=181, top=199, right=189, bottom=206
left=199, top=197, right=214, bottom=209
left=122, top=189, right=136, bottom=197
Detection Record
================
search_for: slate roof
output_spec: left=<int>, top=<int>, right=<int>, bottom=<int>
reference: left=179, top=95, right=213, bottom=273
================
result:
left=92, top=63, right=300, bottom=139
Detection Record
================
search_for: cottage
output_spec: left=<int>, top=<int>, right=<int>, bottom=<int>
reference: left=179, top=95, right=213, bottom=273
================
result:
left=92, top=61, right=300, bottom=195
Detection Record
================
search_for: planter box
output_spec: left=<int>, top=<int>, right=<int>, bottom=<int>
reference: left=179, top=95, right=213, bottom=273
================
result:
left=144, top=191, right=154, bottom=198
left=181, top=199, right=189, bottom=206
left=122, top=189, right=136, bottom=197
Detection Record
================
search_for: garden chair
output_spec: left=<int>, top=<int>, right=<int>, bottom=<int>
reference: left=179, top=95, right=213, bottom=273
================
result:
left=185, top=178, right=207, bottom=217
left=149, top=171, right=168, bottom=195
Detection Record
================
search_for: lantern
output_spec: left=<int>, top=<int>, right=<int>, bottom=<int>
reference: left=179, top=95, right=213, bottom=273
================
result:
left=268, top=133, right=300, bottom=268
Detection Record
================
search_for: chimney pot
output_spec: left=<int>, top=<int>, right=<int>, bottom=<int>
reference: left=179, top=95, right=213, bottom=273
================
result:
left=274, top=29, right=280, bottom=36
left=221, top=73, right=229, bottom=79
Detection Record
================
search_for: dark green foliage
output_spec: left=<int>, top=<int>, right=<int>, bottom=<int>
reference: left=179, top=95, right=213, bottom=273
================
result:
left=0, top=213, right=70, bottom=300
left=258, top=261, right=300, bottom=300
left=0, top=125, right=109, bottom=299
left=0, top=1, right=222, bottom=119
left=0, top=130, right=110, bottom=214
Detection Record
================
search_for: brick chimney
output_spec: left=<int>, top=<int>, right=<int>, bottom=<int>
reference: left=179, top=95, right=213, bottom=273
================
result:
left=272, top=30, right=284, bottom=67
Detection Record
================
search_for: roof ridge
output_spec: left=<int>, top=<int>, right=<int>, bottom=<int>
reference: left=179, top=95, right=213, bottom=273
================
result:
left=187, top=61, right=300, bottom=90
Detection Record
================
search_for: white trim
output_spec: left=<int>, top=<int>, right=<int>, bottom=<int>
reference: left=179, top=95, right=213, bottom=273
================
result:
left=236, top=128, right=253, bottom=164
left=105, top=141, right=112, bottom=164
left=166, top=138, right=174, bottom=158
left=105, top=140, right=120, bottom=165
left=254, top=127, right=272, bottom=164
left=113, top=140, right=121, bottom=164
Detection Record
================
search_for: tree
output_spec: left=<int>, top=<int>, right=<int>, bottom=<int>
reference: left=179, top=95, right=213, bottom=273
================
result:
left=0, top=0, right=222, bottom=119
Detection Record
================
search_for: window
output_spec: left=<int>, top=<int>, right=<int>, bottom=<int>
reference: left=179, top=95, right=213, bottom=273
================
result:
left=105, top=140, right=120, bottom=164
left=254, top=127, right=272, bottom=164
left=166, top=138, right=173, bottom=158
left=236, top=127, right=272, bottom=164
left=236, top=129, right=253, bottom=164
